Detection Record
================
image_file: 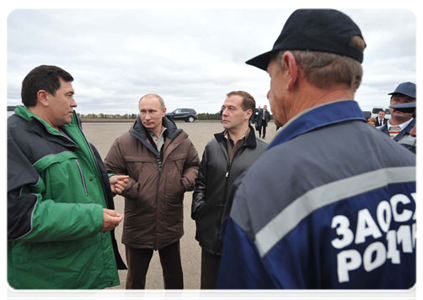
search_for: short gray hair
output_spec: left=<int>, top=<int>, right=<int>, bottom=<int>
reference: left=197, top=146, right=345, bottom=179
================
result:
left=139, top=93, right=166, bottom=109
left=274, top=35, right=365, bottom=92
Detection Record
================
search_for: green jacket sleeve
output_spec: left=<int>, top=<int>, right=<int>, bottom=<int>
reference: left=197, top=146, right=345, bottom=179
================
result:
left=8, top=131, right=104, bottom=242
left=20, top=197, right=104, bottom=242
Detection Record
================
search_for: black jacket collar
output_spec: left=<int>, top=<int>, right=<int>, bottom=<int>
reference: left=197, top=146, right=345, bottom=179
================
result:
left=214, top=124, right=257, bottom=148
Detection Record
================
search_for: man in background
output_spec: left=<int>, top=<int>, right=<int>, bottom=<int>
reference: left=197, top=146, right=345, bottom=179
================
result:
left=375, top=110, right=387, bottom=127
left=390, top=95, right=420, bottom=156
left=255, top=105, right=271, bottom=138
left=252, top=106, right=260, bottom=125
left=379, top=82, right=416, bottom=153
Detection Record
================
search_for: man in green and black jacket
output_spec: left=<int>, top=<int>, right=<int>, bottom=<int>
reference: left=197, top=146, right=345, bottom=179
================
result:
left=7, top=65, right=128, bottom=289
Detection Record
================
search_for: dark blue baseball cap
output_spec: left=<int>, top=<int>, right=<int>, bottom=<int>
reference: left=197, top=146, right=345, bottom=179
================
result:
left=246, top=9, right=366, bottom=71
left=388, top=82, right=416, bottom=99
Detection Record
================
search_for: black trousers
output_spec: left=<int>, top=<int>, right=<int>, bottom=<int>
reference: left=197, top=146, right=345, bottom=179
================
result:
left=200, top=249, right=221, bottom=289
left=262, top=124, right=267, bottom=137
left=125, top=240, right=183, bottom=289
left=257, top=123, right=268, bottom=137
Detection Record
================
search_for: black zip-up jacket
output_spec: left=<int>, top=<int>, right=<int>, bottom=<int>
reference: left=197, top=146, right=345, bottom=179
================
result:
left=191, top=125, right=267, bottom=255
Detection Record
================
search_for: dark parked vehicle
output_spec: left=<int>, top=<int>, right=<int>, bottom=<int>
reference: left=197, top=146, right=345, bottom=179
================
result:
left=166, top=108, right=198, bottom=122
left=362, top=110, right=371, bottom=120
left=8, top=105, right=16, bottom=118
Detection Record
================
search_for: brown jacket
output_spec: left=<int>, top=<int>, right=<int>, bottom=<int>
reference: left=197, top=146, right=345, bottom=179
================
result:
left=104, top=117, right=199, bottom=250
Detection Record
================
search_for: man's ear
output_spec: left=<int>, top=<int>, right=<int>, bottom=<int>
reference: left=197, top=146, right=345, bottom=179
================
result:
left=36, top=90, right=50, bottom=107
left=245, top=109, right=253, bottom=121
left=282, top=51, right=299, bottom=90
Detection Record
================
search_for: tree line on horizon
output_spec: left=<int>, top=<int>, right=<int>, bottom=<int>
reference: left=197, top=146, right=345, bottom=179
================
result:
left=77, top=112, right=223, bottom=120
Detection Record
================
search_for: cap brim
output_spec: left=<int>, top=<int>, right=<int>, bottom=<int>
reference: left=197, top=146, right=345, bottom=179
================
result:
left=389, top=102, right=416, bottom=109
left=388, top=92, right=415, bottom=98
left=245, top=50, right=273, bottom=71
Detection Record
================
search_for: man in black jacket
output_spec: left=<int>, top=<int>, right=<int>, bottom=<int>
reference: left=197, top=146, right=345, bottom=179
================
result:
left=375, top=110, right=387, bottom=127
left=256, top=105, right=271, bottom=138
left=191, top=90, right=267, bottom=289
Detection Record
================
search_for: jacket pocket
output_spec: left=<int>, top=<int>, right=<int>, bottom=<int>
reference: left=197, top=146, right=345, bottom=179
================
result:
left=170, top=154, right=187, bottom=175
left=164, top=157, right=186, bottom=202
left=123, top=156, right=155, bottom=179
left=124, top=181, right=141, bottom=210
left=33, top=151, right=90, bottom=202
left=12, top=236, right=98, bottom=262
left=123, top=156, right=157, bottom=211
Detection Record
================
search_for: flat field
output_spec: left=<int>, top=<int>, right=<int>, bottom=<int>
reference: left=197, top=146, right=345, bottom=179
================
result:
left=82, top=120, right=277, bottom=289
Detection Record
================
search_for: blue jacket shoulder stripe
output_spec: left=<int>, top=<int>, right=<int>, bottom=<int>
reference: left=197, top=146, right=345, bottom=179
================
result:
left=255, top=166, right=416, bottom=257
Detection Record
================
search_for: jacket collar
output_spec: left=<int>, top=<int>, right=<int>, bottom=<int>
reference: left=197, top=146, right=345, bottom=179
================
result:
left=268, top=100, right=366, bottom=151
left=15, top=105, right=82, bottom=132
left=14, top=105, right=81, bottom=148
left=215, top=124, right=257, bottom=148
left=130, top=116, right=182, bottom=155
left=131, top=116, right=181, bottom=140
left=15, top=105, right=61, bottom=135
left=381, top=118, right=415, bottom=141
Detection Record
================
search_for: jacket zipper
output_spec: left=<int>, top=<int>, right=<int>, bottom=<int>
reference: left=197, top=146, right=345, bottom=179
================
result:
left=220, top=144, right=246, bottom=227
left=75, top=117, right=112, bottom=207
left=75, top=159, right=89, bottom=196
left=224, top=143, right=245, bottom=180
left=76, top=116, right=117, bottom=278
left=154, top=155, right=162, bottom=250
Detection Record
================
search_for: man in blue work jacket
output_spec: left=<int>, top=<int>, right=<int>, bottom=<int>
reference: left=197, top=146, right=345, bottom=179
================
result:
left=217, top=9, right=416, bottom=289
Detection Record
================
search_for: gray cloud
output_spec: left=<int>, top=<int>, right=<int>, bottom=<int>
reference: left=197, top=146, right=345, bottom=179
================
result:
left=7, top=9, right=416, bottom=114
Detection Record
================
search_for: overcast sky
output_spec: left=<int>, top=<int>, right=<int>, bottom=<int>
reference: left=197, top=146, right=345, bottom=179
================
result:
left=6, top=7, right=417, bottom=115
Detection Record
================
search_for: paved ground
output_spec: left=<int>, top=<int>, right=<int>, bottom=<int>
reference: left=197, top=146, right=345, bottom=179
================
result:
left=82, top=120, right=277, bottom=289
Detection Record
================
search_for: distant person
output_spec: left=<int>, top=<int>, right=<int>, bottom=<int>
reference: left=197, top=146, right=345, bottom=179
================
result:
left=390, top=95, right=420, bottom=156
left=192, top=91, right=267, bottom=289
left=218, top=9, right=416, bottom=289
left=256, top=105, right=271, bottom=138
left=8, top=65, right=128, bottom=289
left=375, top=110, right=387, bottom=127
left=253, top=106, right=261, bottom=125
left=368, top=117, right=377, bottom=126
left=250, top=107, right=257, bottom=124
left=104, top=93, right=200, bottom=289
left=379, top=82, right=416, bottom=153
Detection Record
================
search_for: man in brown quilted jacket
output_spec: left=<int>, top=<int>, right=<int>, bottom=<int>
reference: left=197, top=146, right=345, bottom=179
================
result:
left=104, top=93, right=199, bottom=289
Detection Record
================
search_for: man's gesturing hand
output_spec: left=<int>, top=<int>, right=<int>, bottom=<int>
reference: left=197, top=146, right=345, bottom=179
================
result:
left=101, top=209, right=123, bottom=232
left=109, top=175, right=129, bottom=194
